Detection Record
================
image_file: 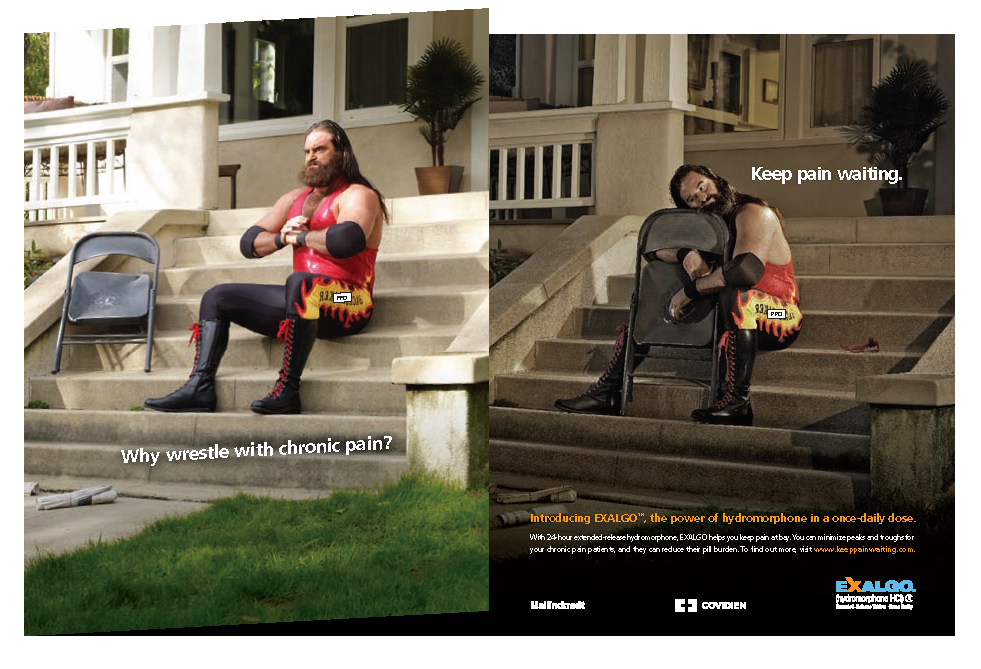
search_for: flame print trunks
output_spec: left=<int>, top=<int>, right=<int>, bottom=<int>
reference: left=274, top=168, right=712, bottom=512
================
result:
left=200, top=271, right=372, bottom=339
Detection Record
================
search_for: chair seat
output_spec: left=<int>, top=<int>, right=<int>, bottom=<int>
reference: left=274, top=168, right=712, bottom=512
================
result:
left=67, top=272, right=150, bottom=325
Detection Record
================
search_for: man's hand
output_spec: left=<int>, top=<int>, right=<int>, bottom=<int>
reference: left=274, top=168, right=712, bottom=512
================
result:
left=681, top=250, right=711, bottom=282
left=281, top=216, right=309, bottom=246
left=668, top=289, right=692, bottom=322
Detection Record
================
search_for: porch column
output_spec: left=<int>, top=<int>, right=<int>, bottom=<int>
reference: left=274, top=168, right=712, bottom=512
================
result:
left=593, top=35, right=692, bottom=217
left=126, top=94, right=224, bottom=210
left=177, top=24, right=223, bottom=96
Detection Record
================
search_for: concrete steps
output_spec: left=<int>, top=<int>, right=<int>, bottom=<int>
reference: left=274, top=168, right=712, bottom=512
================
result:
left=531, top=340, right=918, bottom=390
left=608, top=274, right=955, bottom=313
left=490, top=215, right=953, bottom=511
left=568, top=305, right=951, bottom=353
left=26, top=192, right=488, bottom=494
left=151, top=285, right=487, bottom=330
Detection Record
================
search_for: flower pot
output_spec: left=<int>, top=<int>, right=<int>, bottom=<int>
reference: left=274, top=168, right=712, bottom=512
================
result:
left=415, top=166, right=464, bottom=195
left=879, top=188, right=927, bottom=216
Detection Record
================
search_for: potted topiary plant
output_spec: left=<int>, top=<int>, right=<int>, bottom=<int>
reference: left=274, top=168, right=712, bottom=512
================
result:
left=843, top=58, right=949, bottom=216
left=400, top=38, right=485, bottom=195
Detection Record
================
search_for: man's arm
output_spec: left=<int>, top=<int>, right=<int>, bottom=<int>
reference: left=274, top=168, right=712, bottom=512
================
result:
left=284, top=185, right=380, bottom=257
left=240, top=188, right=306, bottom=258
left=667, top=204, right=776, bottom=319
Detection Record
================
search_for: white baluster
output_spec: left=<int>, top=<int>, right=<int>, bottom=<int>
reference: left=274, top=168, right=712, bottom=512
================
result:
left=552, top=144, right=562, bottom=201
left=497, top=148, right=507, bottom=202
left=515, top=147, right=526, bottom=201
left=86, top=141, right=97, bottom=196
left=534, top=145, right=544, bottom=201
left=571, top=142, right=582, bottom=200
left=67, top=143, right=78, bottom=200
left=106, top=139, right=116, bottom=194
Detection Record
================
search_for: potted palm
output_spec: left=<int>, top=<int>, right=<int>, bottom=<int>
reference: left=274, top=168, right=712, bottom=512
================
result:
left=401, top=38, right=485, bottom=195
left=843, top=58, right=949, bottom=216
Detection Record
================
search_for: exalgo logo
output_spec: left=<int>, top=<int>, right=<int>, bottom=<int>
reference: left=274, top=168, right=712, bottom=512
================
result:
left=835, top=578, right=916, bottom=593
left=835, top=578, right=915, bottom=610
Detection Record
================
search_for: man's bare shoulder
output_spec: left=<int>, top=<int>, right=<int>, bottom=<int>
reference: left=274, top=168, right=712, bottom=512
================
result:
left=338, top=183, right=382, bottom=209
left=734, top=202, right=780, bottom=229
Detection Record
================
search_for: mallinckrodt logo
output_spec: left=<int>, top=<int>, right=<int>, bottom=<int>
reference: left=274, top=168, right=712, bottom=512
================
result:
left=531, top=600, right=585, bottom=610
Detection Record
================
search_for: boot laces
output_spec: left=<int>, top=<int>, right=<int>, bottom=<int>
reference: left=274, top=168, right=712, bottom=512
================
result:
left=268, top=318, right=295, bottom=398
left=588, top=325, right=627, bottom=394
left=184, top=322, right=202, bottom=381
left=711, top=330, right=736, bottom=409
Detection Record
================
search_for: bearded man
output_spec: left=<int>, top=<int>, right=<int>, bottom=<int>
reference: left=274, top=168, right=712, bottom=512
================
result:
left=145, top=120, right=386, bottom=415
left=554, top=164, right=802, bottom=426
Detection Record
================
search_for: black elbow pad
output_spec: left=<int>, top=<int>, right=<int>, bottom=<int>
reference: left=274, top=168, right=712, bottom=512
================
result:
left=240, top=225, right=264, bottom=259
left=325, top=221, right=367, bottom=259
left=722, top=253, right=765, bottom=287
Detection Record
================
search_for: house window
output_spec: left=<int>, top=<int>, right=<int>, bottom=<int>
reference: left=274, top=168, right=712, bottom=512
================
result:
left=489, top=34, right=517, bottom=97
left=684, top=34, right=781, bottom=136
left=216, top=14, right=431, bottom=139
left=109, top=28, right=129, bottom=102
left=811, top=38, right=873, bottom=128
left=576, top=35, right=594, bottom=107
left=219, top=19, right=315, bottom=125
left=345, top=16, right=408, bottom=110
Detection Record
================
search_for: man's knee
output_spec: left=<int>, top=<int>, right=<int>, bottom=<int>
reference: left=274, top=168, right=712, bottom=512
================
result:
left=201, top=284, right=231, bottom=317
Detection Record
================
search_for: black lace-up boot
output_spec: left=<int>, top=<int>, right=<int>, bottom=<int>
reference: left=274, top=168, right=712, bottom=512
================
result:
left=145, top=320, right=229, bottom=413
left=250, top=315, right=318, bottom=415
left=554, top=326, right=648, bottom=415
left=691, top=328, right=756, bottom=426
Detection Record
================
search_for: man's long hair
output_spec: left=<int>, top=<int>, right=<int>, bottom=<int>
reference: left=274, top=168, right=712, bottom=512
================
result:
left=669, top=164, right=785, bottom=230
left=306, top=120, right=389, bottom=224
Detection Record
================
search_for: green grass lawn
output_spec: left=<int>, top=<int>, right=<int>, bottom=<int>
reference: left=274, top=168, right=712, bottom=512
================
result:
left=25, top=473, right=489, bottom=634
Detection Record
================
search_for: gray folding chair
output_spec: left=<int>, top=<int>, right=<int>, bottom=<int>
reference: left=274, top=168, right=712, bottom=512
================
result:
left=619, top=208, right=731, bottom=416
left=52, top=231, right=160, bottom=374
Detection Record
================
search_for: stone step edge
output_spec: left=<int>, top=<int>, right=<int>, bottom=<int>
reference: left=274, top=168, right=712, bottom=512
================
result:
left=581, top=305, right=954, bottom=319
left=535, top=339, right=918, bottom=357
left=494, top=373, right=860, bottom=400
left=154, top=284, right=489, bottom=304
left=491, top=440, right=867, bottom=508
left=609, top=273, right=955, bottom=281
left=25, top=440, right=407, bottom=458
left=491, top=436, right=868, bottom=475
left=489, top=406, right=871, bottom=443
left=169, top=249, right=487, bottom=269
left=35, top=366, right=398, bottom=382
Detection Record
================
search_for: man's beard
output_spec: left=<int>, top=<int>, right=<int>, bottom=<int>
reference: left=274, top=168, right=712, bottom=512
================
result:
left=699, top=178, right=737, bottom=217
left=300, top=156, right=342, bottom=188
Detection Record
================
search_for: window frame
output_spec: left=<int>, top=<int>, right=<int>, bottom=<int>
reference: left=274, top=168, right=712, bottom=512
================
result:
left=217, top=13, right=432, bottom=142
left=683, top=34, right=899, bottom=152
left=106, top=28, right=130, bottom=103
left=683, top=34, right=786, bottom=150
left=799, top=34, right=882, bottom=140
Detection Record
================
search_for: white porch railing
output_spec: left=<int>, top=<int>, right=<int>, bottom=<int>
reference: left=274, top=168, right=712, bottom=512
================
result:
left=24, top=105, right=131, bottom=223
left=489, top=110, right=596, bottom=212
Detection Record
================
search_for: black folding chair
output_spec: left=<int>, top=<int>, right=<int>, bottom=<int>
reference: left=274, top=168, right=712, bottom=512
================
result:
left=619, top=208, right=731, bottom=416
left=52, top=231, right=160, bottom=374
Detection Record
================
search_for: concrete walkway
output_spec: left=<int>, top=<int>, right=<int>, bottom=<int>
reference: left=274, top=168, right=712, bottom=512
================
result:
left=23, top=476, right=332, bottom=565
